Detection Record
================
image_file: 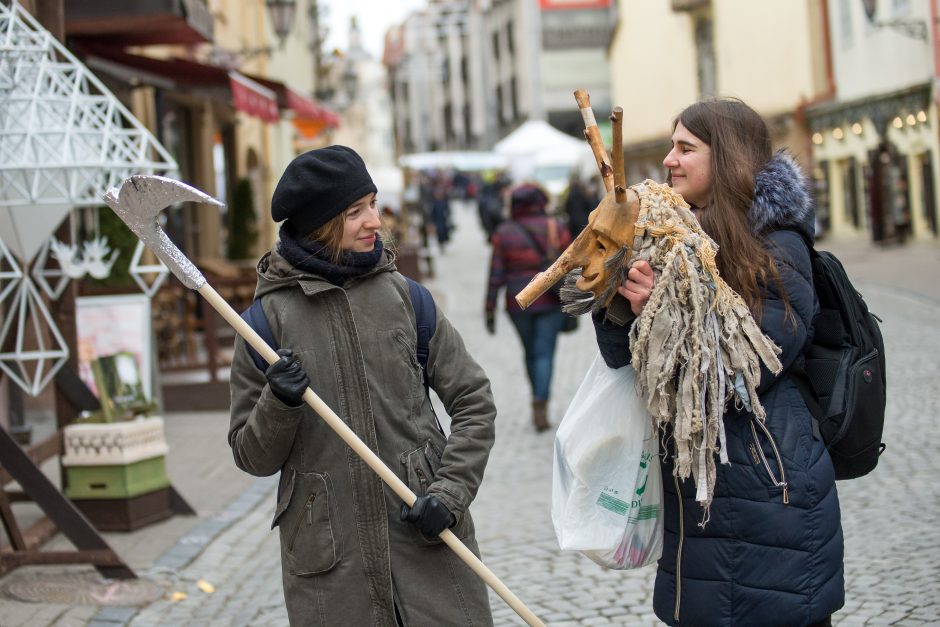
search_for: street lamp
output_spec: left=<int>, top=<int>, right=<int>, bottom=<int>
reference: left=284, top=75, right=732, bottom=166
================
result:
left=266, top=0, right=297, bottom=46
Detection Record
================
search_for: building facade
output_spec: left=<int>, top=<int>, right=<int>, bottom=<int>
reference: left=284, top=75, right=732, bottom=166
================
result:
left=806, top=0, right=939, bottom=241
left=384, top=0, right=615, bottom=154
left=65, top=0, right=338, bottom=257
left=607, top=0, right=827, bottom=196
left=385, top=0, right=539, bottom=153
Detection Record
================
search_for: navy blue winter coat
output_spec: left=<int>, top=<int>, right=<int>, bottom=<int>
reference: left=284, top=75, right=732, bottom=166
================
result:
left=595, top=154, right=844, bottom=626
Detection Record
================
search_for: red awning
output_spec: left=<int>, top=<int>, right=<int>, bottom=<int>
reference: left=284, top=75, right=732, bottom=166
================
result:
left=286, top=89, right=340, bottom=127
left=79, top=46, right=280, bottom=123
left=243, top=75, right=340, bottom=128
left=229, top=72, right=279, bottom=123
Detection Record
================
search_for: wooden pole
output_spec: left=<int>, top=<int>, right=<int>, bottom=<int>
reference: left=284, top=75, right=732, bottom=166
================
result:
left=574, top=89, right=614, bottom=193
left=197, top=284, right=546, bottom=627
left=610, top=107, right=626, bottom=204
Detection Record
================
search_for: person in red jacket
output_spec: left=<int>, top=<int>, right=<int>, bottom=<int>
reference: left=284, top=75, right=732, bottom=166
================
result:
left=484, top=183, right=573, bottom=432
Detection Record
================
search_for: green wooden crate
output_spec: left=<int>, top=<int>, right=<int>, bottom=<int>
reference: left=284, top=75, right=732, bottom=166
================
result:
left=65, top=456, right=169, bottom=500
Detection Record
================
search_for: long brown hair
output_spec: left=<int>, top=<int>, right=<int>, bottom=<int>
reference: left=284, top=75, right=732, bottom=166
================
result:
left=674, top=98, right=785, bottom=319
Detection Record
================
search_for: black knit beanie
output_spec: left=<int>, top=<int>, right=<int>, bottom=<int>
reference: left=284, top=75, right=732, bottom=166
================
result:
left=271, top=145, right=377, bottom=234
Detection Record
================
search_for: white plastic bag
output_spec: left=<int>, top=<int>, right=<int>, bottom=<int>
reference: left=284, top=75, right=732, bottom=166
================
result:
left=552, top=354, right=663, bottom=569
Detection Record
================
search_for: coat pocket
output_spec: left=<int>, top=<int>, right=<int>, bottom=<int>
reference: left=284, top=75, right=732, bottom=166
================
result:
left=374, top=329, right=422, bottom=401
left=748, top=420, right=790, bottom=504
left=275, top=470, right=343, bottom=576
left=401, top=440, right=472, bottom=545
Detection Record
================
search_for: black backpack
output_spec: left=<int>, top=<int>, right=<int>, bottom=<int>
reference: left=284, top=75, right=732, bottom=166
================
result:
left=239, top=277, right=437, bottom=394
left=792, top=238, right=887, bottom=480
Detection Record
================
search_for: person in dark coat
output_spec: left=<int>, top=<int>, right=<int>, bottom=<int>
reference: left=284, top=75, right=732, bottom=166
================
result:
left=563, top=175, right=597, bottom=237
left=593, top=99, right=844, bottom=626
left=485, top=183, right=573, bottom=432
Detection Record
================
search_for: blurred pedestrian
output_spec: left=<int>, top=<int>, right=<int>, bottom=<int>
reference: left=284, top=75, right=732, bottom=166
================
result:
left=485, top=183, right=573, bottom=432
left=430, top=179, right=452, bottom=250
left=593, top=99, right=844, bottom=626
left=563, top=175, right=597, bottom=237
left=477, top=170, right=510, bottom=241
left=229, top=145, right=496, bottom=626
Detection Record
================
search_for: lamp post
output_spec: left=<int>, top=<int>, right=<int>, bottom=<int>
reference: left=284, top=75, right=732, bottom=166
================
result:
left=266, top=0, right=297, bottom=46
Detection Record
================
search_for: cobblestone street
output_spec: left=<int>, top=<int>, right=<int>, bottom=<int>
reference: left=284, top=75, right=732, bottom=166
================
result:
left=1, top=202, right=939, bottom=626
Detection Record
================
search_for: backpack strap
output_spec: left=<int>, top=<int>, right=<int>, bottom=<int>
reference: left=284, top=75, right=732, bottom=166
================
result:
left=239, top=298, right=278, bottom=372
left=404, top=276, right=445, bottom=435
left=241, top=281, right=438, bottom=399
left=789, top=366, right=824, bottom=439
left=782, top=228, right=825, bottom=440
left=405, top=276, right=436, bottom=390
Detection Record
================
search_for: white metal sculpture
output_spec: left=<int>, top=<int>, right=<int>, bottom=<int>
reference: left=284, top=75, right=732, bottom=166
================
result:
left=128, top=240, right=169, bottom=298
left=0, top=1, right=178, bottom=395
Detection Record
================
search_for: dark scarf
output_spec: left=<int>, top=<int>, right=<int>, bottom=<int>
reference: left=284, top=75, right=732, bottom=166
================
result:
left=277, top=223, right=384, bottom=285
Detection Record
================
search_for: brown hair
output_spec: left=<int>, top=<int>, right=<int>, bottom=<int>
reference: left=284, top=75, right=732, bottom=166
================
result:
left=307, top=202, right=391, bottom=265
left=674, top=98, right=786, bottom=320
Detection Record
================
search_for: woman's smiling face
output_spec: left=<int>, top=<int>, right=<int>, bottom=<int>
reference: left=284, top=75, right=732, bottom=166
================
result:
left=341, top=192, right=381, bottom=252
left=663, top=121, right=713, bottom=208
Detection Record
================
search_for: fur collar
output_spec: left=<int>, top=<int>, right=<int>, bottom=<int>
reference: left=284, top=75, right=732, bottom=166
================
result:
left=749, top=151, right=814, bottom=239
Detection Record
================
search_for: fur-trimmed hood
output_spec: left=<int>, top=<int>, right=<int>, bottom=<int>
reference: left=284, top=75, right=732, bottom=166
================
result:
left=749, top=151, right=815, bottom=242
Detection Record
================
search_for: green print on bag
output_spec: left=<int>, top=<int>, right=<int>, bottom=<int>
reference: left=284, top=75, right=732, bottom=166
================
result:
left=596, top=451, right=655, bottom=517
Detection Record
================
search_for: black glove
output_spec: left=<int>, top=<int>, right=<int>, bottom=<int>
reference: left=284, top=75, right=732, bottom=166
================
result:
left=264, top=348, right=309, bottom=407
left=484, top=310, right=495, bottom=335
left=400, top=494, right=456, bottom=537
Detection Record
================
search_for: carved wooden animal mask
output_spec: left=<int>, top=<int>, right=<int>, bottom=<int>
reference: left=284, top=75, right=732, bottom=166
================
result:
left=515, top=94, right=639, bottom=309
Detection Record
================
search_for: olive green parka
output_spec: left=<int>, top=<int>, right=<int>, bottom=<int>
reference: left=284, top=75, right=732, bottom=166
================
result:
left=229, top=247, right=496, bottom=626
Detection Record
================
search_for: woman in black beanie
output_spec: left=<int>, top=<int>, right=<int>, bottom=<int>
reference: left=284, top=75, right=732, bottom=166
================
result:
left=228, top=145, right=496, bottom=626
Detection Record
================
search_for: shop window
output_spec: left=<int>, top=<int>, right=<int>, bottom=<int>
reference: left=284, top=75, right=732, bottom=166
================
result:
left=868, top=143, right=910, bottom=242
left=813, top=162, right=830, bottom=235
left=694, top=16, right=716, bottom=98
left=840, top=157, right=862, bottom=229
left=921, top=152, right=937, bottom=236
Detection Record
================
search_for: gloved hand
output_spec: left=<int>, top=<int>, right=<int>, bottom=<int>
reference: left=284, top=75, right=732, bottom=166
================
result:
left=484, top=310, right=495, bottom=335
left=264, top=348, right=309, bottom=407
left=400, top=494, right=456, bottom=537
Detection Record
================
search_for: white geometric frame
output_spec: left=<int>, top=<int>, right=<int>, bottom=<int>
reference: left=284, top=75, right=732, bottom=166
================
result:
left=30, top=238, right=72, bottom=299
left=129, top=240, right=168, bottom=298
left=0, top=1, right=178, bottom=210
left=0, top=237, right=23, bottom=304
left=0, top=277, right=68, bottom=396
left=0, top=1, right=180, bottom=395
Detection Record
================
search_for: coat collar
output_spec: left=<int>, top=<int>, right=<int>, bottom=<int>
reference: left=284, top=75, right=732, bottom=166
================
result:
left=748, top=151, right=815, bottom=241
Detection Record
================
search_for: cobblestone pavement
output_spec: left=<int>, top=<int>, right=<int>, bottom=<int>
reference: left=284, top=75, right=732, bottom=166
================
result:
left=2, top=201, right=939, bottom=626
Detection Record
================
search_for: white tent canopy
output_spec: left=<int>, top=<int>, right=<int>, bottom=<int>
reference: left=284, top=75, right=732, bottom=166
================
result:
left=398, top=151, right=508, bottom=172
left=369, top=165, right=404, bottom=212
left=494, top=120, right=596, bottom=191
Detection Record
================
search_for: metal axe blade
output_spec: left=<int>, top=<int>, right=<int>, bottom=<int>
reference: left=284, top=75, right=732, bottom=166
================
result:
left=103, top=175, right=224, bottom=290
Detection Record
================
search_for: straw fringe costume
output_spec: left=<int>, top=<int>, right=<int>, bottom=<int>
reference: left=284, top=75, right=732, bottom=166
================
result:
left=594, top=154, right=844, bottom=626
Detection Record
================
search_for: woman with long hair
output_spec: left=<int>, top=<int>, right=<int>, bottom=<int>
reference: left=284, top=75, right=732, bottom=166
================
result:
left=595, top=99, right=844, bottom=626
left=228, top=146, right=496, bottom=626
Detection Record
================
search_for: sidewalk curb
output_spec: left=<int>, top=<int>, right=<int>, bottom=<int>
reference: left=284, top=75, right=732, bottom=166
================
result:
left=89, top=475, right=276, bottom=625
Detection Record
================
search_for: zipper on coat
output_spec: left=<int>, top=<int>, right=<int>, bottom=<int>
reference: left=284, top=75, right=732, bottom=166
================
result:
left=414, top=466, right=429, bottom=492
left=288, top=494, right=316, bottom=552
left=750, top=421, right=789, bottom=504
left=673, top=472, right=684, bottom=623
